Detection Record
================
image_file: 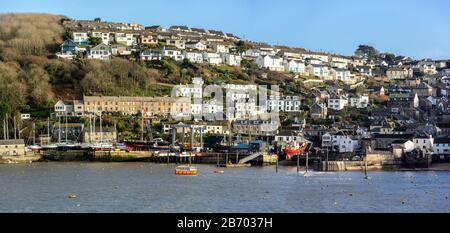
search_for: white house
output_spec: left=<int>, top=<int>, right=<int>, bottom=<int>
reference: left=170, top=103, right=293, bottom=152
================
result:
left=387, top=67, right=414, bottom=80
left=274, top=132, right=306, bottom=143
left=185, top=40, right=207, bottom=51
left=255, top=55, right=284, bottom=72
left=306, top=64, right=330, bottom=78
left=224, top=84, right=258, bottom=102
left=301, top=52, right=329, bottom=63
left=54, top=100, right=84, bottom=117
left=283, top=59, right=305, bottom=73
left=114, top=32, right=134, bottom=46
left=330, top=56, right=352, bottom=66
left=210, top=42, right=230, bottom=53
left=174, top=77, right=204, bottom=98
left=392, top=140, right=416, bottom=157
left=183, top=51, right=204, bottom=63
left=413, top=135, right=434, bottom=155
left=87, top=43, right=111, bottom=60
left=140, top=48, right=162, bottom=61
left=306, top=58, right=323, bottom=65
left=221, top=53, right=242, bottom=66
left=330, top=68, right=352, bottom=82
left=330, top=61, right=347, bottom=69
left=267, top=96, right=301, bottom=112
left=162, top=47, right=184, bottom=61
left=91, top=31, right=111, bottom=45
left=327, top=94, right=348, bottom=110
left=202, top=52, right=222, bottom=65
left=233, top=98, right=258, bottom=120
left=356, top=66, right=373, bottom=77
left=242, top=49, right=261, bottom=58
left=73, top=31, right=89, bottom=45
left=322, top=132, right=359, bottom=153
left=191, top=103, right=203, bottom=116
left=258, top=46, right=276, bottom=56
left=419, top=63, right=437, bottom=75
left=202, top=99, right=224, bottom=121
left=167, top=38, right=186, bottom=49
left=349, top=94, right=369, bottom=108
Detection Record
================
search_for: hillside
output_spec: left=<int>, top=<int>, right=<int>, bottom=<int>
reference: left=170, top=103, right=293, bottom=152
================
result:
left=0, top=13, right=298, bottom=117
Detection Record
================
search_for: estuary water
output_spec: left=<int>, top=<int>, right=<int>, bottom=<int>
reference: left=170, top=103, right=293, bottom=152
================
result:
left=0, top=162, right=448, bottom=213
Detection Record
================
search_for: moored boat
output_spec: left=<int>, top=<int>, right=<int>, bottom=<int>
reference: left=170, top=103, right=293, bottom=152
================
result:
left=175, top=165, right=198, bottom=176
left=90, top=143, right=114, bottom=151
left=283, top=142, right=309, bottom=160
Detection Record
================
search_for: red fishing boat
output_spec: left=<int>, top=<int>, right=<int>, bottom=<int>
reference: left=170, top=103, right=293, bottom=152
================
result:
left=283, top=142, right=309, bottom=160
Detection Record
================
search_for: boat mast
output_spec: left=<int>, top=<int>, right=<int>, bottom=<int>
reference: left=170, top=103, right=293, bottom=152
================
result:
left=33, top=123, right=36, bottom=145
left=47, top=117, right=50, bottom=144
left=89, top=115, right=92, bottom=143
left=58, top=116, right=61, bottom=143
left=100, top=111, right=103, bottom=144
left=65, top=114, right=68, bottom=143
left=141, top=96, right=144, bottom=142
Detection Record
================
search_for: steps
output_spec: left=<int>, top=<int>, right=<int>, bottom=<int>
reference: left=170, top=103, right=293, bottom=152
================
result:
left=238, top=152, right=261, bottom=164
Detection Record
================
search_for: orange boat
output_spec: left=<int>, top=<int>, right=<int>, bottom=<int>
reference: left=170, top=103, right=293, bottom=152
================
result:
left=283, top=142, right=309, bottom=160
left=175, top=165, right=198, bottom=176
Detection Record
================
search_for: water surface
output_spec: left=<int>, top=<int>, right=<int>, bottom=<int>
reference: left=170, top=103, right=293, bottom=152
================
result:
left=0, top=162, right=448, bottom=212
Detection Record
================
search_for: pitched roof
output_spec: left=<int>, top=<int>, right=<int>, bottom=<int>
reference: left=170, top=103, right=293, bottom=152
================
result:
left=434, top=138, right=450, bottom=144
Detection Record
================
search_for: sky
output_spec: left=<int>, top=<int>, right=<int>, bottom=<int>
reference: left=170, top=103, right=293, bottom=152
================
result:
left=2, top=0, right=450, bottom=59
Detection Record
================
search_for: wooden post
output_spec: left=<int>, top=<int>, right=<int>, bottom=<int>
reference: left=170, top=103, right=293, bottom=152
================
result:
left=225, top=153, right=228, bottom=165
left=326, top=147, right=329, bottom=172
left=297, top=154, right=300, bottom=173
left=276, top=155, right=279, bottom=173
left=364, top=155, right=368, bottom=179
left=306, top=152, right=309, bottom=173
left=167, top=153, right=169, bottom=165
left=216, top=153, right=219, bottom=167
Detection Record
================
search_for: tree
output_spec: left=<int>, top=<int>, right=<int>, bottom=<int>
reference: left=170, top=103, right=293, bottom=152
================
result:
left=19, top=65, right=54, bottom=107
left=234, top=40, right=250, bottom=53
left=354, top=45, right=379, bottom=61
left=89, top=36, right=102, bottom=46
left=0, top=62, right=26, bottom=113
left=63, top=28, right=73, bottom=41
left=384, top=53, right=396, bottom=64
left=94, top=17, right=101, bottom=22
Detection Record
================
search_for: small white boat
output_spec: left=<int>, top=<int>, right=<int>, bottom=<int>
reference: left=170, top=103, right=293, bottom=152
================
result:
left=90, top=143, right=114, bottom=151
left=28, top=145, right=43, bottom=152
left=41, top=144, right=58, bottom=149
left=175, top=165, right=198, bottom=176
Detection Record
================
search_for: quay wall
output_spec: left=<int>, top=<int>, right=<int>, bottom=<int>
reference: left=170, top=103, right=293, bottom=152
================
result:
left=320, top=160, right=401, bottom=171
left=0, top=154, right=42, bottom=164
